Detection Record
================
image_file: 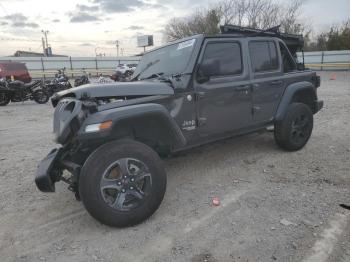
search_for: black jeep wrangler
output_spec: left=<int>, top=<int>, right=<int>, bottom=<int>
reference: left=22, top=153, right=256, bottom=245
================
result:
left=36, top=25, right=323, bottom=227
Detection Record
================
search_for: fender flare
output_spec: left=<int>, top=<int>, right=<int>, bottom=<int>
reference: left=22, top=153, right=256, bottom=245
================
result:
left=274, top=81, right=316, bottom=121
left=78, top=103, right=186, bottom=147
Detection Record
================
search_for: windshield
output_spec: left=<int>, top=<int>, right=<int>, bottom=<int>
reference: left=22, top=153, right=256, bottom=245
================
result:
left=133, top=39, right=196, bottom=80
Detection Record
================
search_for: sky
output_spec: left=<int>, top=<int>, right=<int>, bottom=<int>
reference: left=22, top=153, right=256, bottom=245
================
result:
left=0, top=0, right=349, bottom=57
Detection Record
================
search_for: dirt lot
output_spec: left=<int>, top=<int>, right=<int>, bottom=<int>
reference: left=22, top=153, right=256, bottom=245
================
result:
left=0, top=71, right=349, bottom=262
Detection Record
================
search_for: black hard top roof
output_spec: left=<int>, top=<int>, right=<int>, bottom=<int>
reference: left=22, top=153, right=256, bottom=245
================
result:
left=220, top=24, right=304, bottom=52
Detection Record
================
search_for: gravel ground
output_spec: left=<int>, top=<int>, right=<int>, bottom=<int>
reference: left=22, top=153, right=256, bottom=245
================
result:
left=0, top=71, right=349, bottom=262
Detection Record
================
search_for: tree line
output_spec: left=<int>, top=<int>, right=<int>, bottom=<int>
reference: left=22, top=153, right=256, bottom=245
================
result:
left=304, top=21, right=350, bottom=51
left=164, top=0, right=350, bottom=51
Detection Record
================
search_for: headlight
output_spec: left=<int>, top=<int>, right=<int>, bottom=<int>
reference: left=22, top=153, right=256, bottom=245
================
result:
left=85, top=120, right=112, bottom=133
left=53, top=99, right=84, bottom=144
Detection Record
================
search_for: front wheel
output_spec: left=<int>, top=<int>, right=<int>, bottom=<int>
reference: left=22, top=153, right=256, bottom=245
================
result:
left=0, top=92, right=10, bottom=106
left=79, top=140, right=167, bottom=227
left=274, top=103, right=313, bottom=151
left=33, top=90, right=49, bottom=104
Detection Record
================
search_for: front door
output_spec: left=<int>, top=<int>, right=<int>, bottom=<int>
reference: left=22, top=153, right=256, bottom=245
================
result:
left=193, top=39, right=253, bottom=137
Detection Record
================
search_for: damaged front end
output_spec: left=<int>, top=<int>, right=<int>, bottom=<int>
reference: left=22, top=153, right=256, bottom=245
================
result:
left=35, top=81, right=175, bottom=195
left=35, top=98, right=93, bottom=194
left=35, top=96, right=120, bottom=195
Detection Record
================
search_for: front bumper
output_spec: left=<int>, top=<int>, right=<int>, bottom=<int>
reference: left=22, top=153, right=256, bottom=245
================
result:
left=35, top=147, right=83, bottom=193
left=35, top=148, right=62, bottom=192
left=314, top=100, right=324, bottom=113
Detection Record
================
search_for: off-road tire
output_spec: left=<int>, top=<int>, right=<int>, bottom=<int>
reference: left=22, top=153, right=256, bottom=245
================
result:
left=0, top=93, right=10, bottom=106
left=33, top=90, right=49, bottom=104
left=274, top=103, right=313, bottom=151
left=79, top=139, right=167, bottom=227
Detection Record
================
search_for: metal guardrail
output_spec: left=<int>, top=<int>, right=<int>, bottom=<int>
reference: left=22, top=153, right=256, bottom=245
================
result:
left=0, top=56, right=140, bottom=79
left=27, top=63, right=350, bottom=79
left=1, top=51, right=349, bottom=79
left=29, top=68, right=117, bottom=79
left=299, top=50, right=350, bottom=71
left=305, top=63, right=350, bottom=70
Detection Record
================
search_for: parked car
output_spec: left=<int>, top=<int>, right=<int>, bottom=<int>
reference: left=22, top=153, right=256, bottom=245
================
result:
left=115, top=63, right=137, bottom=77
left=35, top=25, right=323, bottom=228
left=0, top=62, right=32, bottom=83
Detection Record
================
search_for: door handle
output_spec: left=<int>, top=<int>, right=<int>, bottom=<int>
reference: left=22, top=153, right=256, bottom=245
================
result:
left=235, top=85, right=251, bottom=91
left=271, top=80, right=283, bottom=86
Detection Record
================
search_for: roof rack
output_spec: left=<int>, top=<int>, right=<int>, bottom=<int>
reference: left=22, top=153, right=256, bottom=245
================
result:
left=220, top=25, right=304, bottom=53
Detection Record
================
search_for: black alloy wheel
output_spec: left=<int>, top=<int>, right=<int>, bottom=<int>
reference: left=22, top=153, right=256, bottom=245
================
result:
left=100, top=158, right=152, bottom=211
left=274, top=103, right=314, bottom=151
left=79, top=139, right=167, bottom=227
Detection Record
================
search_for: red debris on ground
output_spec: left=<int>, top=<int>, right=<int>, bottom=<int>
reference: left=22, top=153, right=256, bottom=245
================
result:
left=212, top=197, right=221, bottom=206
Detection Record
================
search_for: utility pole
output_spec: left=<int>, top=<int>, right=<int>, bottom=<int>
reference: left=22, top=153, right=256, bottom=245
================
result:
left=41, top=30, right=49, bottom=56
left=95, top=47, right=101, bottom=57
left=42, top=37, right=46, bottom=56
left=115, top=40, right=119, bottom=57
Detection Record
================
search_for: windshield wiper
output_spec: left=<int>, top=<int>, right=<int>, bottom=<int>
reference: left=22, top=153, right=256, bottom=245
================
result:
left=141, top=72, right=164, bottom=80
left=141, top=72, right=193, bottom=87
left=131, top=59, right=160, bottom=81
left=141, top=72, right=174, bottom=86
left=171, top=72, right=192, bottom=79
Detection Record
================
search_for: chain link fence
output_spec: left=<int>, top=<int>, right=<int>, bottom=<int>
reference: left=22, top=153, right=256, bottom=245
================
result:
left=1, top=50, right=349, bottom=80
left=0, top=56, right=140, bottom=79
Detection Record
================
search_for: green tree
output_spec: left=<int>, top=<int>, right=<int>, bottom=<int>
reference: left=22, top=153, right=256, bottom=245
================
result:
left=164, top=0, right=306, bottom=41
left=165, top=8, right=221, bottom=41
left=326, top=20, right=350, bottom=50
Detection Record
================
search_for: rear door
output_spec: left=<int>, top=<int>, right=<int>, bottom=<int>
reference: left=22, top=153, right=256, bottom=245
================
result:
left=248, top=39, right=284, bottom=123
left=193, top=38, right=253, bottom=137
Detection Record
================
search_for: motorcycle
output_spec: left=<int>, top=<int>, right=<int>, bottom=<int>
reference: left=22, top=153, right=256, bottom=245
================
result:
left=44, top=68, right=72, bottom=96
left=0, top=78, right=49, bottom=106
left=74, top=69, right=90, bottom=87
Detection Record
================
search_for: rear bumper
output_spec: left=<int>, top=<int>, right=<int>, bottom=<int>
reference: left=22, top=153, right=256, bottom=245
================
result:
left=314, top=100, right=324, bottom=114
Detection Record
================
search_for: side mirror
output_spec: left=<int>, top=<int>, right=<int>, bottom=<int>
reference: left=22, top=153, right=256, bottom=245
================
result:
left=197, top=59, right=220, bottom=84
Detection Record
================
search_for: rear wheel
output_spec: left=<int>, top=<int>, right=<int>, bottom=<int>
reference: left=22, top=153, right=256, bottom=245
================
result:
left=274, top=103, right=313, bottom=151
left=79, top=139, right=167, bottom=227
left=33, top=90, right=49, bottom=104
left=0, top=92, right=10, bottom=106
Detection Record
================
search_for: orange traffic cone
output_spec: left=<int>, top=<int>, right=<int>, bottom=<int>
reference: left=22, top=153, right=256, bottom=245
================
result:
left=330, top=73, right=336, bottom=80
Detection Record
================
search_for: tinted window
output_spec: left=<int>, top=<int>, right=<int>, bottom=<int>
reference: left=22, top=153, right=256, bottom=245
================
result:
left=279, top=43, right=296, bottom=73
left=249, top=41, right=278, bottom=72
left=201, top=42, right=243, bottom=77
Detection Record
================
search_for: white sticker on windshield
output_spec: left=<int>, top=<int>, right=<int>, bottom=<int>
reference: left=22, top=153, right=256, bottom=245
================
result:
left=177, top=39, right=196, bottom=50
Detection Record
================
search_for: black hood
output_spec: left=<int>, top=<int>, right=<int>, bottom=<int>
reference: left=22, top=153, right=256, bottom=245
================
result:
left=51, top=81, right=174, bottom=105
